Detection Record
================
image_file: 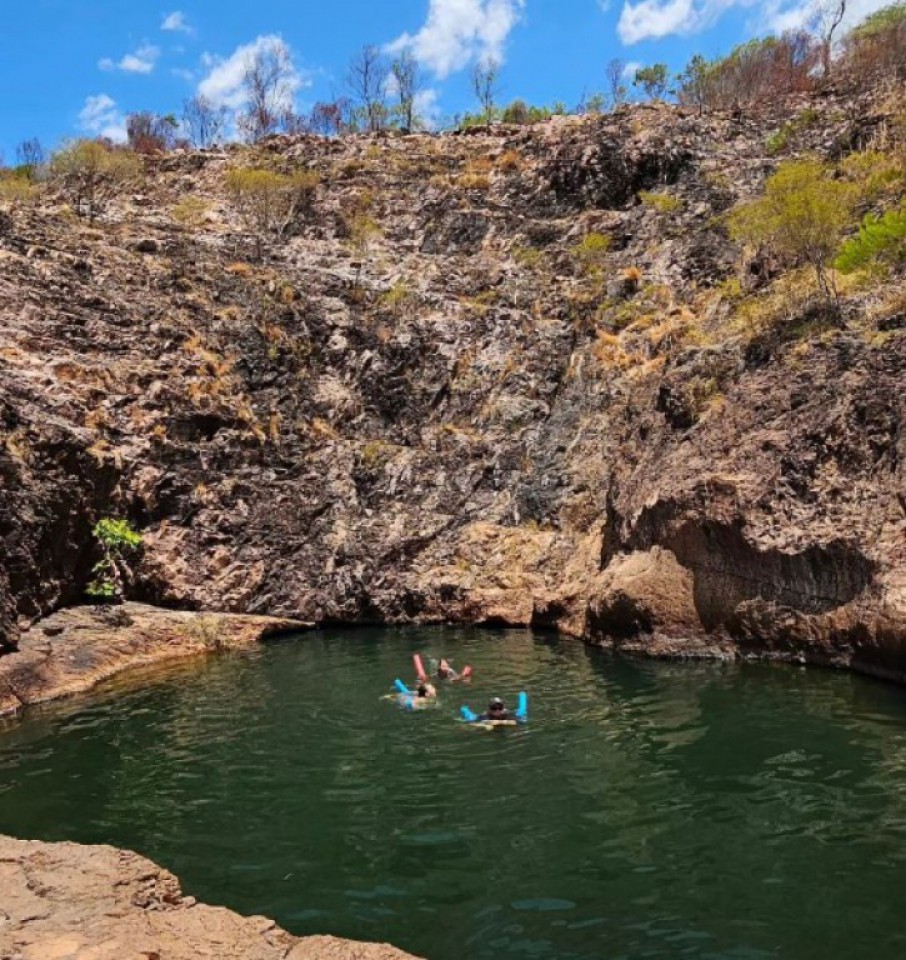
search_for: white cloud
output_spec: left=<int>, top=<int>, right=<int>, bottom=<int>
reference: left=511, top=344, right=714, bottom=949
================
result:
left=387, top=0, right=525, bottom=79
left=162, top=11, right=192, bottom=33
left=623, top=59, right=643, bottom=76
left=616, top=0, right=891, bottom=44
left=763, top=0, right=890, bottom=35
left=79, top=94, right=127, bottom=142
left=415, top=88, right=443, bottom=129
left=763, top=0, right=815, bottom=32
left=198, top=35, right=308, bottom=111
left=98, top=43, right=160, bottom=74
left=618, top=0, right=696, bottom=43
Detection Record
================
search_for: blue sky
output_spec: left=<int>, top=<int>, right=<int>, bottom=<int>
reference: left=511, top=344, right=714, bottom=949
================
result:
left=0, top=0, right=888, bottom=158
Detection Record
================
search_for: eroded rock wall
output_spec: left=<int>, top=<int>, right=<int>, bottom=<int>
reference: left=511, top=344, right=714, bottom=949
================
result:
left=0, top=92, right=904, bottom=677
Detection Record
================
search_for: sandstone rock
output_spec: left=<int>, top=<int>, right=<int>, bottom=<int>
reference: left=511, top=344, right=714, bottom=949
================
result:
left=0, top=836, right=422, bottom=960
left=0, top=603, right=309, bottom=718
left=589, top=547, right=699, bottom=641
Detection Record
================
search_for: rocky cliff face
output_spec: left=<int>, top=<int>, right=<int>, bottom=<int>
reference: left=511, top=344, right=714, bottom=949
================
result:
left=1, top=91, right=904, bottom=678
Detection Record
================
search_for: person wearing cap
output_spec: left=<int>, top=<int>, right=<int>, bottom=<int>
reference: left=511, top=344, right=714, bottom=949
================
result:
left=479, top=697, right=513, bottom=722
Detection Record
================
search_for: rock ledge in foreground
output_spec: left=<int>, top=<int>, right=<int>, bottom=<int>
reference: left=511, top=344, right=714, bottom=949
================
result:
left=0, top=835, right=422, bottom=960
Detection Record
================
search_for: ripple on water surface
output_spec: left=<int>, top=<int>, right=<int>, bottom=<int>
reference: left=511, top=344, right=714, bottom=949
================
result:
left=1, top=627, right=906, bottom=960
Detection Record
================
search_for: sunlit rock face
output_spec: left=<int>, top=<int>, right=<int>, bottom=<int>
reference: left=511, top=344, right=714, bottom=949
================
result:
left=0, top=836, right=423, bottom=960
left=0, top=89, right=904, bottom=679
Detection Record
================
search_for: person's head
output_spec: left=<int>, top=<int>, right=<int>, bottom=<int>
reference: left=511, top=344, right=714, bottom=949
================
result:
left=417, top=684, right=427, bottom=698
left=488, top=697, right=505, bottom=715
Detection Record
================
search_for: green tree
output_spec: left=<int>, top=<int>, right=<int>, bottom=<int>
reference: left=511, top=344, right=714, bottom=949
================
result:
left=728, top=159, right=857, bottom=300
left=633, top=63, right=669, bottom=100
left=86, top=519, right=142, bottom=601
left=225, top=167, right=319, bottom=259
left=50, top=140, right=142, bottom=222
left=583, top=92, right=606, bottom=114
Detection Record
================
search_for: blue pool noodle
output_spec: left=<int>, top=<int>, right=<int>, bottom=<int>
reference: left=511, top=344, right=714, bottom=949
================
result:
left=516, top=691, right=528, bottom=721
left=394, top=678, right=411, bottom=695
left=460, top=706, right=480, bottom=722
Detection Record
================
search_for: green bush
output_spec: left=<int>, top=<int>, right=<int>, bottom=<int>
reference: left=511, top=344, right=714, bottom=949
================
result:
left=572, top=232, right=611, bottom=274
left=835, top=203, right=906, bottom=274
left=457, top=99, right=566, bottom=130
left=639, top=190, right=683, bottom=213
left=0, top=171, right=39, bottom=206
left=728, top=159, right=857, bottom=299
left=225, top=167, right=319, bottom=259
left=86, top=518, right=142, bottom=600
left=765, top=127, right=791, bottom=155
left=50, top=140, right=142, bottom=222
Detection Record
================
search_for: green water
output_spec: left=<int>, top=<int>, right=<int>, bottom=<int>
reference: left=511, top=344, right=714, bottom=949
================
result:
left=1, top=628, right=905, bottom=960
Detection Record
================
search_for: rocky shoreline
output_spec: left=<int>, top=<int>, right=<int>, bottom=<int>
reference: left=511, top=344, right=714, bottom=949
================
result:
left=0, top=602, right=309, bottom=718
left=0, top=835, right=422, bottom=960
left=1, top=597, right=902, bottom=730
left=0, top=606, right=419, bottom=960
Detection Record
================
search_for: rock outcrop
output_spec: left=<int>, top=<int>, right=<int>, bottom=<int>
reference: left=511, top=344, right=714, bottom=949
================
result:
left=0, top=835, right=422, bottom=960
left=0, top=603, right=307, bottom=717
left=0, top=90, right=904, bottom=680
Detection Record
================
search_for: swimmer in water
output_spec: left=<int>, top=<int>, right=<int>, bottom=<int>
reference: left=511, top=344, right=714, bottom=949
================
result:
left=478, top=697, right=513, bottom=722
left=437, top=658, right=461, bottom=680
left=406, top=683, right=437, bottom=709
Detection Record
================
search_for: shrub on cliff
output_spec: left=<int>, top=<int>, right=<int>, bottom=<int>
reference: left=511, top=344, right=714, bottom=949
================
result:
left=728, top=159, right=856, bottom=300
left=50, top=140, right=142, bottom=222
left=0, top=170, right=40, bottom=208
left=572, top=232, right=611, bottom=277
left=225, top=167, right=319, bottom=259
left=86, top=519, right=142, bottom=601
left=835, top=203, right=906, bottom=275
